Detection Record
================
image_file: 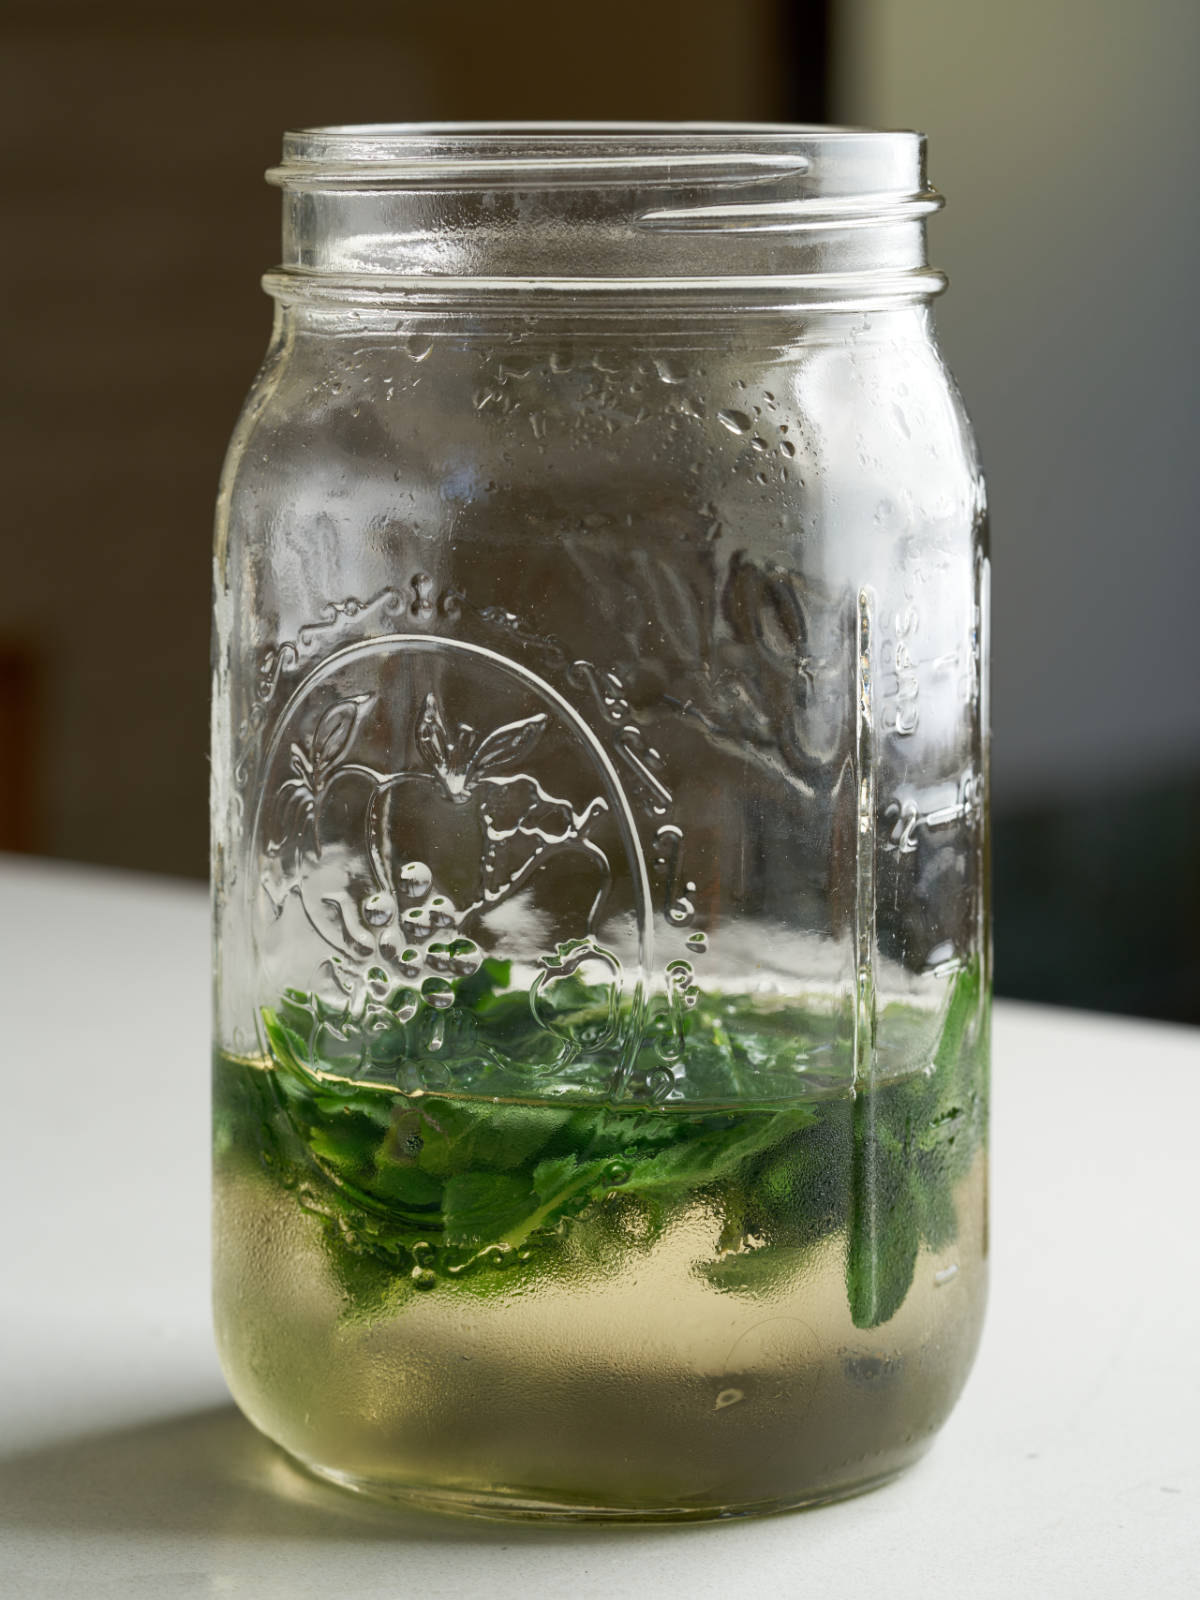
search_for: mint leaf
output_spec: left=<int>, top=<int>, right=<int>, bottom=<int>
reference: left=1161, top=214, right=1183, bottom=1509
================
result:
left=700, top=1245, right=813, bottom=1296
left=406, top=1097, right=572, bottom=1179
left=531, top=1154, right=584, bottom=1199
left=846, top=1134, right=920, bottom=1330
left=442, top=1172, right=536, bottom=1246
left=368, top=1155, right=444, bottom=1209
left=620, top=1109, right=811, bottom=1196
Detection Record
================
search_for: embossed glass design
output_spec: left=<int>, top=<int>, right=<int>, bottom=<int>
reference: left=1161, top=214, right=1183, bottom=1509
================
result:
left=211, top=124, right=990, bottom=1520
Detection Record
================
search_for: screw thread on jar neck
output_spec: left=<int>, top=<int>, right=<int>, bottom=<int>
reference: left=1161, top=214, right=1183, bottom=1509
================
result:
left=266, top=123, right=945, bottom=310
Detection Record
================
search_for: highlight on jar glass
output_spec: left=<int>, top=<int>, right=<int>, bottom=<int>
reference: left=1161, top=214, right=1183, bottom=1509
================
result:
left=211, top=123, right=990, bottom=1522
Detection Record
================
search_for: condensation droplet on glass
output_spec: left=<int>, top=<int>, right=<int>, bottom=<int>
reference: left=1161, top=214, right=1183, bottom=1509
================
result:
left=717, top=409, right=752, bottom=435
left=405, top=336, right=433, bottom=363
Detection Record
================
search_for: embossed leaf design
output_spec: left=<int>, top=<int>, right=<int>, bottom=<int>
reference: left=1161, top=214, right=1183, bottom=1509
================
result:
left=311, top=697, right=370, bottom=787
left=271, top=744, right=318, bottom=850
left=416, top=692, right=451, bottom=778
left=464, top=713, right=549, bottom=785
left=269, top=696, right=370, bottom=855
left=416, top=694, right=549, bottom=801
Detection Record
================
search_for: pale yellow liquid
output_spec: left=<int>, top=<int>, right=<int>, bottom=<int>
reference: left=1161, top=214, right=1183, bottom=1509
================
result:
left=214, top=1141, right=985, bottom=1519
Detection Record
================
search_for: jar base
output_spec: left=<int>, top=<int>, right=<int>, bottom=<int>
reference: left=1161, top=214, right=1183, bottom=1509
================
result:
left=291, top=1448, right=926, bottom=1525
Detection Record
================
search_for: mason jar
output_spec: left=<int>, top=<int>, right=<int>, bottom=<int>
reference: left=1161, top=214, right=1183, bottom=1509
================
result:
left=211, top=124, right=990, bottom=1521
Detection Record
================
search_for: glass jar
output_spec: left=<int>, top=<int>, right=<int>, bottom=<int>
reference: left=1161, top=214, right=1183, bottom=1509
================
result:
left=211, top=124, right=989, bottom=1521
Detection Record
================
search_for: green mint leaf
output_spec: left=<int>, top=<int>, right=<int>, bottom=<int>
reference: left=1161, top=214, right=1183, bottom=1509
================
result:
left=406, top=1097, right=573, bottom=1179
left=846, top=1135, right=920, bottom=1329
left=700, top=1245, right=814, bottom=1297
left=621, top=1108, right=812, bottom=1196
left=530, top=1153, right=582, bottom=1200
left=442, top=1171, right=537, bottom=1245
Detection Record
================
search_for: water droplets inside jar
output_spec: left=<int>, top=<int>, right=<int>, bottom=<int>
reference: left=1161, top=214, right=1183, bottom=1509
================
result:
left=653, top=356, right=686, bottom=385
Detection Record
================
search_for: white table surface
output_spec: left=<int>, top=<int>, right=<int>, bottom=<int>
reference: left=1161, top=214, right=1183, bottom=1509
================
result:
left=1, top=855, right=1197, bottom=1599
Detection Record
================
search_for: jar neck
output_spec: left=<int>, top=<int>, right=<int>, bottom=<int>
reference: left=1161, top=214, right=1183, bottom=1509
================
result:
left=265, top=124, right=945, bottom=312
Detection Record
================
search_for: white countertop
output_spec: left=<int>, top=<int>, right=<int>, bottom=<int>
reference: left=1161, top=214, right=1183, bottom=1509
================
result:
left=1, top=855, right=1196, bottom=1599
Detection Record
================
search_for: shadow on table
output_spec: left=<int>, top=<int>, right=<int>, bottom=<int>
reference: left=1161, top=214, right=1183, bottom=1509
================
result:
left=0, top=1405, right=683, bottom=1546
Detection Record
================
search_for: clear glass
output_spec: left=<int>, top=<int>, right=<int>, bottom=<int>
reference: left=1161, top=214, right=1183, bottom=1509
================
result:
left=211, top=124, right=989, bottom=1521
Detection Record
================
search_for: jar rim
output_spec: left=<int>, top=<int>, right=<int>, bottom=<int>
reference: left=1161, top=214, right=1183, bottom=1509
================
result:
left=270, top=122, right=926, bottom=188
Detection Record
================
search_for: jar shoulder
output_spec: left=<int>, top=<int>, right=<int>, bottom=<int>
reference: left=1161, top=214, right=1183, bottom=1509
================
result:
left=218, top=316, right=983, bottom=573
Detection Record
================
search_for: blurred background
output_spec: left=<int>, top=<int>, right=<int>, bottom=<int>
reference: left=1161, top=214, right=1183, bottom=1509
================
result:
left=2, top=0, right=1197, bottom=1021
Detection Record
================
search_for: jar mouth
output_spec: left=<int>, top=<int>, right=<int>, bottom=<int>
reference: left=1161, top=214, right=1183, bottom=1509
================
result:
left=268, top=122, right=944, bottom=304
left=271, top=122, right=926, bottom=191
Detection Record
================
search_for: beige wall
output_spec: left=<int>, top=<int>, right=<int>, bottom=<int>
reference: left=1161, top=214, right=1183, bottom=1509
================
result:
left=1, top=2, right=789, bottom=877
left=835, top=0, right=1200, bottom=806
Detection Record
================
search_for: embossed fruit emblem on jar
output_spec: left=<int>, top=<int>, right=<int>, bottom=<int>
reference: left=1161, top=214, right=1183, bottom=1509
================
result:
left=253, top=637, right=651, bottom=1086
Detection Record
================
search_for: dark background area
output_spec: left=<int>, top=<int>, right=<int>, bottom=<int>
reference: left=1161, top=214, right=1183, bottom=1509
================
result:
left=2, top=0, right=1196, bottom=1022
